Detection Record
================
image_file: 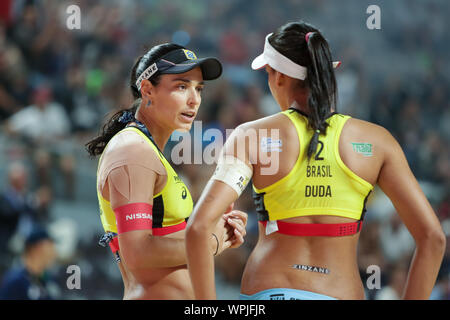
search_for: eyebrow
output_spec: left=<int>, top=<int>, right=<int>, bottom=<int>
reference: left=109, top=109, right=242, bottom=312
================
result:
left=172, top=78, right=205, bottom=85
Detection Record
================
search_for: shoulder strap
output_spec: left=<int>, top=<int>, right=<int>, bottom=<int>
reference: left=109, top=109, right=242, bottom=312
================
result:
left=126, top=120, right=165, bottom=158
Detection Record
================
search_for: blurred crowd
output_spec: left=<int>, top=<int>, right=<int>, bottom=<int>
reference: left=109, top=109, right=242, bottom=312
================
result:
left=0, top=0, right=448, bottom=299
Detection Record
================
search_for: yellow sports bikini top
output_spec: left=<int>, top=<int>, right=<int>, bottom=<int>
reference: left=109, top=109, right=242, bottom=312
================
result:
left=97, top=126, right=193, bottom=234
left=252, top=109, right=373, bottom=221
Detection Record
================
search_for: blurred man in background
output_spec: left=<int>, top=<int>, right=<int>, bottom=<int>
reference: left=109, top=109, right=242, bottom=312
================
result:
left=6, top=85, right=75, bottom=200
left=0, top=162, right=50, bottom=275
left=0, top=227, right=59, bottom=300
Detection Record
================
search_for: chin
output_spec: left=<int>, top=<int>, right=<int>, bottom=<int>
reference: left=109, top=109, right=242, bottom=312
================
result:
left=175, top=123, right=193, bottom=133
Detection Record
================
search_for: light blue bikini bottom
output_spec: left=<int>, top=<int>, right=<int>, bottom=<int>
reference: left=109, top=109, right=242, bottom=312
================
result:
left=239, top=288, right=337, bottom=300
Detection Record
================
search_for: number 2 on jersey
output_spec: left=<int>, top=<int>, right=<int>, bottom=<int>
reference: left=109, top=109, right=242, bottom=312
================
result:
left=315, top=140, right=324, bottom=161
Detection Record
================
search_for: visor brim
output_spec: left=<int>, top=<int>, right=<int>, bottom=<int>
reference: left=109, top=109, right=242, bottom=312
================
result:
left=251, top=53, right=267, bottom=70
left=251, top=53, right=342, bottom=72
left=161, top=57, right=222, bottom=81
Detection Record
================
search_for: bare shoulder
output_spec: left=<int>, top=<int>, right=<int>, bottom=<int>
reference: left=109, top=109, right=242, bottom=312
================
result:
left=343, top=117, right=400, bottom=152
left=236, top=112, right=291, bottom=131
left=344, top=117, right=391, bottom=136
left=337, top=117, right=402, bottom=186
left=99, top=129, right=165, bottom=176
left=223, top=112, right=296, bottom=167
left=103, top=129, right=153, bottom=157
left=230, top=112, right=296, bottom=145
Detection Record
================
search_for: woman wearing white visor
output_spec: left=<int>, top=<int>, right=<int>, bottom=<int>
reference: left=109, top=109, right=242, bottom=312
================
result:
left=186, top=21, right=445, bottom=300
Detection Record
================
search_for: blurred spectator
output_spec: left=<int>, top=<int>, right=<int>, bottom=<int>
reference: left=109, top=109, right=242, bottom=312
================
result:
left=0, top=227, right=59, bottom=300
left=431, top=272, right=450, bottom=300
left=218, top=15, right=249, bottom=65
left=0, top=163, right=50, bottom=274
left=374, top=263, right=409, bottom=300
left=9, top=0, right=55, bottom=74
left=7, top=85, right=71, bottom=144
left=358, top=222, right=387, bottom=300
left=379, top=213, right=415, bottom=265
left=437, top=192, right=450, bottom=221
left=0, top=21, right=26, bottom=120
left=418, top=131, right=446, bottom=182
left=6, top=85, right=76, bottom=199
left=0, top=0, right=13, bottom=26
left=233, top=85, right=262, bottom=125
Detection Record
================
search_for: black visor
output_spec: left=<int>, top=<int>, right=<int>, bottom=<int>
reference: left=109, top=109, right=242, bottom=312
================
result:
left=136, top=49, right=222, bottom=90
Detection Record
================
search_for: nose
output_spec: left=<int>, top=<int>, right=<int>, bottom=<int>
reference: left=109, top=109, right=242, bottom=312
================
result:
left=187, top=87, right=201, bottom=108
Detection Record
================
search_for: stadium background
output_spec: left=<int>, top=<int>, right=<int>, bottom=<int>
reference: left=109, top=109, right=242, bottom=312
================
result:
left=0, top=0, right=448, bottom=299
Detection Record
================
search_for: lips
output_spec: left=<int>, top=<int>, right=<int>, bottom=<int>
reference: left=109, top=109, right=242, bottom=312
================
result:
left=180, top=110, right=196, bottom=122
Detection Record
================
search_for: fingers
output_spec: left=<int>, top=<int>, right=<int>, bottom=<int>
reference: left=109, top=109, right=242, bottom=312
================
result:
left=230, top=228, right=244, bottom=248
left=222, top=239, right=232, bottom=251
left=222, top=231, right=244, bottom=250
left=224, top=210, right=248, bottom=226
left=217, top=207, right=248, bottom=253
left=226, top=217, right=246, bottom=238
left=224, top=217, right=246, bottom=249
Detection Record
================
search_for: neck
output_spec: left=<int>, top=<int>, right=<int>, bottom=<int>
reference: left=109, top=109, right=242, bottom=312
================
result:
left=288, top=99, right=309, bottom=114
left=288, top=99, right=336, bottom=115
left=135, top=104, right=172, bottom=151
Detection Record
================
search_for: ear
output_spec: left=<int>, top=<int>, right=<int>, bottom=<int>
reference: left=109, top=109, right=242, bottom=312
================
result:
left=140, top=79, right=154, bottom=105
left=274, top=70, right=286, bottom=87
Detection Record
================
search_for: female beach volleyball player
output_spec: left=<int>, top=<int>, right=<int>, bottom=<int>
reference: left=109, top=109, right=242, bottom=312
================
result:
left=186, top=21, right=446, bottom=300
left=86, top=43, right=247, bottom=299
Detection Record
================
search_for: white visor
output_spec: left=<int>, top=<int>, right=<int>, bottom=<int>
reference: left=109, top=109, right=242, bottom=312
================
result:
left=251, top=33, right=341, bottom=80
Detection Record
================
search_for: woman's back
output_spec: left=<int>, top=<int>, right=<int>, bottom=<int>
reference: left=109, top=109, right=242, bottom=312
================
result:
left=240, top=108, right=434, bottom=299
left=185, top=21, right=445, bottom=300
left=249, top=110, right=388, bottom=192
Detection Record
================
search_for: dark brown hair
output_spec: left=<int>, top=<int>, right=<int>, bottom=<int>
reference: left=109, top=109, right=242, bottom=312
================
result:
left=269, top=21, right=338, bottom=160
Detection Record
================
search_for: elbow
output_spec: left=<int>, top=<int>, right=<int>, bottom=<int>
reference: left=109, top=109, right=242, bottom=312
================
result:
left=417, top=227, right=446, bottom=255
left=120, top=249, right=142, bottom=271
left=186, top=220, right=206, bottom=242
left=186, top=217, right=213, bottom=254
left=429, top=228, right=446, bottom=252
left=186, top=212, right=212, bottom=239
left=434, top=229, right=447, bottom=253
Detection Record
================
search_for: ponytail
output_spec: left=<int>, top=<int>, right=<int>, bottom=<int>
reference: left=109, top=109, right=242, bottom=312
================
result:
left=304, top=31, right=337, bottom=160
left=268, top=22, right=338, bottom=161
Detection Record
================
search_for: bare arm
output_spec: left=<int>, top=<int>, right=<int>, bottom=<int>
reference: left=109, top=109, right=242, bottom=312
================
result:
left=186, top=126, right=252, bottom=299
left=98, top=131, right=214, bottom=269
left=377, top=129, right=446, bottom=299
left=186, top=180, right=241, bottom=298
left=108, top=164, right=239, bottom=269
left=107, top=165, right=191, bottom=269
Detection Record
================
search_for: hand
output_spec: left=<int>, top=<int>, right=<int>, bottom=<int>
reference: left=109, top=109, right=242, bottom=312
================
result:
left=212, top=206, right=248, bottom=255
left=213, top=216, right=230, bottom=256
left=223, top=209, right=248, bottom=249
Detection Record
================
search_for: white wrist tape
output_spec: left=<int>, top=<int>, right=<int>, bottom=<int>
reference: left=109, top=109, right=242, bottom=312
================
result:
left=212, top=155, right=253, bottom=197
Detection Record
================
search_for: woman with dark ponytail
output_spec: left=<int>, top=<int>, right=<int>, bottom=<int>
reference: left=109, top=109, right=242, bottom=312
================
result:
left=186, top=21, right=445, bottom=300
left=86, top=43, right=247, bottom=299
